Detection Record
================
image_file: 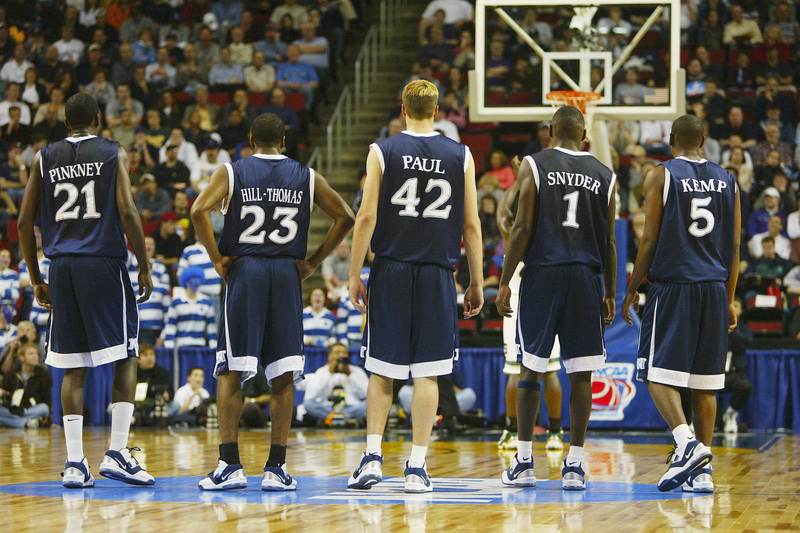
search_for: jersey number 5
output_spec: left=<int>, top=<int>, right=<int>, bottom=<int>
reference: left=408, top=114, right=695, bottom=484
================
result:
left=54, top=181, right=101, bottom=222
left=688, top=197, right=714, bottom=237
left=239, top=205, right=298, bottom=245
left=391, top=178, right=452, bottom=219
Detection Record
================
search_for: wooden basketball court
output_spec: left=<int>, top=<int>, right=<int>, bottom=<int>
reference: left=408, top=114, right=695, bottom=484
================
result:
left=1, top=427, right=797, bottom=531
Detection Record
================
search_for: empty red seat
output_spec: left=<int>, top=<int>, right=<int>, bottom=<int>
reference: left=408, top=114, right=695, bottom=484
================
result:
left=208, top=92, right=230, bottom=107
left=285, top=92, right=305, bottom=111
left=508, top=92, right=536, bottom=106
left=487, top=91, right=506, bottom=105
left=248, top=92, right=267, bottom=108
left=461, top=133, right=492, bottom=154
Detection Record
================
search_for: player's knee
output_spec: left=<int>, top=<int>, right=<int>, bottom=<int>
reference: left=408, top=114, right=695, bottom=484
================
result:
left=517, top=380, right=541, bottom=391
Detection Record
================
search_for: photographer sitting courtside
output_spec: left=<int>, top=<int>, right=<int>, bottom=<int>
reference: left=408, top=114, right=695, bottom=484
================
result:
left=132, top=343, right=173, bottom=427
left=302, top=343, right=368, bottom=427
left=0, top=342, right=52, bottom=428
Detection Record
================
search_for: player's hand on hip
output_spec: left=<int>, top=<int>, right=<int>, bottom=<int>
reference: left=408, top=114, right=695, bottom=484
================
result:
left=603, top=297, right=615, bottom=327
left=464, top=284, right=484, bottom=319
left=33, top=283, right=51, bottom=310
left=728, top=303, right=738, bottom=332
left=510, top=155, right=521, bottom=175
left=495, top=284, right=513, bottom=318
left=137, top=270, right=154, bottom=304
left=621, top=291, right=639, bottom=326
left=215, top=256, right=236, bottom=279
left=349, top=277, right=368, bottom=313
left=296, top=259, right=315, bottom=281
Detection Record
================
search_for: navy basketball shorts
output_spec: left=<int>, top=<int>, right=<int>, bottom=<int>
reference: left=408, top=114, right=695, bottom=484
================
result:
left=637, top=281, right=728, bottom=390
left=362, top=257, right=458, bottom=380
left=46, top=256, right=138, bottom=369
left=516, top=264, right=606, bottom=374
left=215, top=256, right=305, bottom=385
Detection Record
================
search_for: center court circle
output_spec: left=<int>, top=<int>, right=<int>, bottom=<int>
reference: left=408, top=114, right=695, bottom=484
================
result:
left=0, top=477, right=707, bottom=505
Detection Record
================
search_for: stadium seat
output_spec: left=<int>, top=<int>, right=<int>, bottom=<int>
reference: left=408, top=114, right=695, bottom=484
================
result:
left=7, top=219, right=17, bottom=242
left=208, top=92, right=230, bottom=107
left=508, top=92, right=536, bottom=106
left=461, top=133, right=492, bottom=154
left=466, top=121, right=497, bottom=132
left=708, top=49, right=725, bottom=65
left=285, top=93, right=305, bottom=112
left=248, top=92, right=267, bottom=108
left=173, top=91, right=192, bottom=103
left=487, top=91, right=506, bottom=106
left=472, top=152, right=486, bottom=174
left=746, top=296, right=786, bottom=335
left=142, top=221, right=160, bottom=236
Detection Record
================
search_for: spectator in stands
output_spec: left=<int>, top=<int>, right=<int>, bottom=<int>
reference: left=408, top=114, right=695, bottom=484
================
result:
left=228, top=26, right=253, bottom=67
left=720, top=107, right=757, bottom=150
left=627, top=159, right=657, bottom=214
left=755, top=49, right=794, bottom=89
left=728, top=51, right=755, bottom=90
left=482, top=150, right=515, bottom=190
left=0, top=321, right=42, bottom=375
left=221, top=89, right=258, bottom=127
left=18, top=226, right=47, bottom=327
left=477, top=174, right=503, bottom=204
left=182, top=86, right=220, bottom=132
left=175, top=44, right=207, bottom=93
left=111, top=42, right=135, bottom=88
left=261, top=87, right=302, bottom=159
left=196, top=27, right=221, bottom=71
left=694, top=46, right=724, bottom=84
left=0, top=142, right=28, bottom=203
left=508, top=57, right=537, bottom=93
left=32, top=103, right=67, bottom=143
left=440, top=90, right=466, bottom=130
left=132, top=28, right=158, bottom=66
left=761, top=104, right=794, bottom=145
left=486, top=40, right=511, bottom=92
left=172, top=191, right=194, bottom=242
left=120, top=4, right=154, bottom=43
left=245, top=50, right=276, bottom=93
left=522, top=8, right=553, bottom=45
left=159, top=266, right=217, bottom=350
left=1, top=44, right=32, bottom=84
left=159, top=129, right=199, bottom=169
left=302, top=343, right=368, bottom=427
left=53, top=26, right=84, bottom=67
left=639, top=119, right=672, bottom=155
left=522, top=121, right=552, bottom=155
left=685, top=58, right=706, bottom=101
left=769, top=1, right=799, bottom=44
left=418, top=0, right=473, bottom=45
left=145, top=47, right=177, bottom=90
left=746, top=236, right=792, bottom=286
left=723, top=4, right=763, bottom=48
left=36, top=46, right=68, bottom=95
left=293, top=22, right=329, bottom=80
left=279, top=15, right=302, bottom=43
left=614, top=68, right=647, bottom=105
left=419, top=25, right=454, bottom=71
left=755, top=123, right=793, bottom=168
left=1, top=107, right=32, bottom=149
left=479, top=195, right=501, bottom=248
left=0, top=249, right=19, bottom=307
left=209, top=46, right=245, bottom=91
left=152, top=211, right=185, bottom=267
left=219, top=109, right=250, bottom=153
left=756, top=76, right=795, bottom=125
left=155, top=141, right=194, bottom=199
left=271, top=0, right=309, bottom=29
left=136, top=174, right=172, bottom=222
left=0, top=83, right=30, bottom=126
left=178, top=236, right=223, bottom=320
left=721, top=296, right=751, bottom=434
left=397, top=372, right=476, bottom=426
left=132, top=237, right=171, bottom=345
left=322, top=238, right=351, bottom=300
left=303, top=288, right=337, bottom=348
left=277, top=44, right=319, bottom=111
left=211, top=0, right=244, bottom=31
left=159, top=12, right=190, bottom=46
left=168, top=367, right=210, bottom=427
left=84, top=68, right=116, bottom=110
left=127, top=147, right=149, bottom=192
left=191, top=134, right=230, bottom=192
left=756, top=171, right=796, bottom=216
left=748, top=187, right=787, bottom=237
left=453, top=30, right=475, bottom=72
left=105, top=84, right=143, bottom=128
left=76, top=43, right=103, bottom=87
left=32, top=86, right=66, bottom=126
left=786, top=196, right=800, bottom=248
left=749, top=214, right=791, bottom=259
left=110, top=107, right=137, bottom=149
left=0, top=304, right=18, bottom=359
left=0, top=342, right=51, bottom=428
left=254, top=23, right=287, bottom=66
left=755, top=26, right=792, bottom=64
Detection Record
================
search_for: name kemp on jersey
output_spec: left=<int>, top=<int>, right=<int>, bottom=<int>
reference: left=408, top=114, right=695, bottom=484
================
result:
left=679, top=179, right=729, bottom=194
left=546, top=171, right=602, bottom=195
left=48, top=162, right=105, bottom=182
left=240, top=187, right=304, bottom=204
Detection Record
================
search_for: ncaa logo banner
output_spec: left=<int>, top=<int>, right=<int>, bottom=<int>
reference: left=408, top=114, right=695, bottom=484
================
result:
left=590, top=363, right=637, bottom=421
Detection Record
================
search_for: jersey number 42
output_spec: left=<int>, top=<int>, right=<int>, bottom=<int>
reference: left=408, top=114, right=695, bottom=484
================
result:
left=391, top=177, right=451, bottom=219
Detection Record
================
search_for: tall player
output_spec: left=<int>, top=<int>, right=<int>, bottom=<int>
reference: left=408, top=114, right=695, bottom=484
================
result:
left=192, top=113, right=354, bottom=491
left=347, top=80, right=484, bottom=493
left=622, top=115, right=740, bottom=493
left=18, top=93, right=154, bottom=488
left=497, top=106, right=616, bottom=491
left=496, top=175, right=564, bottom=453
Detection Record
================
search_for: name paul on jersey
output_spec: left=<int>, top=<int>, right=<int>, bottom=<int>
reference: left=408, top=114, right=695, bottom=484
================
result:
left=547, top=171, right=602, bottom=194
left=680, top=179, right=728, bottom=194
left=402, top=156, right=445, bottom=174
left=241, top=187, right=304, bottom=204
left=48, top=163, right=104, bottom=182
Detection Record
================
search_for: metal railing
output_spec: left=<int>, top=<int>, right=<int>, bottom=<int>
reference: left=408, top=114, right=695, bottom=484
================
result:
left=379, top=0, right=401, bottom=57
left=326, top=86, right=353, bottom=176
left=353, top=25, right=378, bottom=108
left=307, top=146, right=322, bottom=172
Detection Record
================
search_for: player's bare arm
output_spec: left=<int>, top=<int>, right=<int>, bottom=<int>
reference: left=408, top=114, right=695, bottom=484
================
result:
left=191, top=164, right=234, bottom=279
left=622, top=165, right=666, bottom=325
left=604, top=186, right=618, bottom=326
left=18, top=150, right=49, bottom=309
left=299, top=172, right=355, bottom=281
left=348, top=146, right=382, bottom=313
left=726, top=185, right=742, bottom=332
left=496, top=157, right=537, bottom=318
left=497, top=180, right=519, bottom=241
left=462, top=152, right=484, bottom=318
left=116, top=146, right=152, bottom=303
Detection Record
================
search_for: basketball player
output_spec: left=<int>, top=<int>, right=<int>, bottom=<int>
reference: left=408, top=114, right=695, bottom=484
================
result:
left=496, top=175, right=564, bottom=453
left=622, top=114, right=740, bottom=493
left=18, top=93, right=155, bottom=488
left=347, top=80, right=484, bottom=493
left=192, top=113, right=354, bottom=491
left=497, top=106, right=616, bottom=491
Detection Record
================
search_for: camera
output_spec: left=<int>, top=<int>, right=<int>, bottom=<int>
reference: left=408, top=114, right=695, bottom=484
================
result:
left=333, top=357, right=349, bottom=373
left=327, top=386, right=347, bottom=427
left=18, top=335, right=29, bottom=344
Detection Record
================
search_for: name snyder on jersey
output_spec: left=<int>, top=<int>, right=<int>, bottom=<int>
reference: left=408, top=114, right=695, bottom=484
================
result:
left=240, top=187, right=304, bottom=204
left=48, top=162, right=105, bottom=182
left=546, top=171, right=602, bottom=194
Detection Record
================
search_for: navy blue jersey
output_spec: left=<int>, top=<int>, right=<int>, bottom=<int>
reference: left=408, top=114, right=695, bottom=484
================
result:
left=218, top=154, right=313, bottom=259
left=523, top=147, right=616, bottom=270
left=39, top=135, right=126, bottom=258
left=648, top=157, right=737, bottom=283
left=370, top=131, right=468, bottom=270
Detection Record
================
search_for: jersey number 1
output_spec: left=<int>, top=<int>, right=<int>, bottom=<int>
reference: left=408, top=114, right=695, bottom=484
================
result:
left=562, top=191, right=580, bottom=229
left=54, top=181, right=101, bottom=222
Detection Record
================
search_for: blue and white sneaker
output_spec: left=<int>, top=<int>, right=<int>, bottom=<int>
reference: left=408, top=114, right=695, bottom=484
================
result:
left=658, top=440, right=712, bottom=492
left=62, top=457, right=95, bottom=488
left=404, top=462, right=433, bottom=493
left=501, top=454, right=537, bottom=487
left=199, top=460, right=248, bottom=491
left=347, top=453, right=383, bottom=490
left=682, top=464, right=714, bottom=493
left=262, top=464, right=297, bottom=491
left=562, top=460, right=586, bottom=491
left=99, top=447, right=155, bottom=486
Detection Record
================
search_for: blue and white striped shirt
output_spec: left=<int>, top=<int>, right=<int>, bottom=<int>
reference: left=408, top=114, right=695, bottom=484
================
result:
left=19, top=257, right=50, bottom=326
left=177, top=243, right=222, bottom=296
left=337, top=297, right=363, bottom=348
left=0, top=267, right=20, bottom=306
left=302, top=306, right=337, bottom=347
left=160, top=288, right=217, bottom=349
left=127, top=252, right=171, bottom=331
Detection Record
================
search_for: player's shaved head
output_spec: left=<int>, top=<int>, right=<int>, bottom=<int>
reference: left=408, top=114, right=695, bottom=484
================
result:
left=550, top=106, right=585, bottom=143
left=670, top=114, right=705, bottom=150
left=64, top=92, right=100, bottom=131
left=251, top=112, right=285, bottom=148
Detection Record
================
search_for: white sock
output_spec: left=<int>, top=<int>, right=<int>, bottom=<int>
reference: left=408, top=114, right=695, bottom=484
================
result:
left=366, top=434, right=382, bottom=455
left=64, top=415, right=84, bottom=463
left=566, top=445, right=584, bottom=466
left=408, top=445, right=427, bottom=468
left=672, top=423, right=694, bottom=445
left=109, top=402, right=134, bottom=451
left=517, top=441, right=532, bottom=462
